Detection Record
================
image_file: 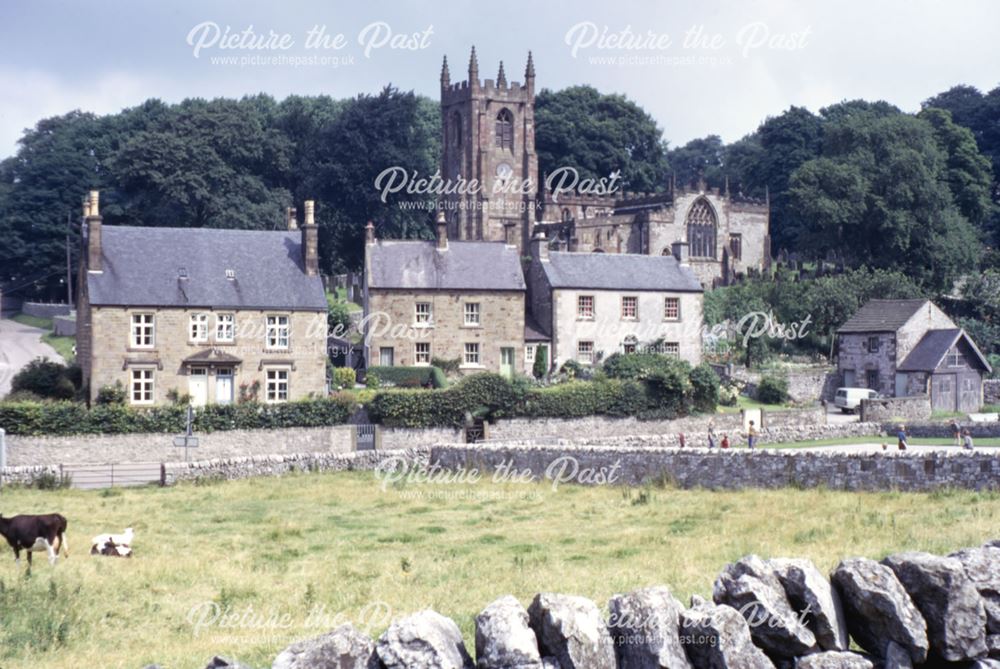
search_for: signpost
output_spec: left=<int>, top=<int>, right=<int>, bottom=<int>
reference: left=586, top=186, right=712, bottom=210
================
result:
left=0, top=427, right=6, bottom=490
left=172, top=406, right=199, bottom=461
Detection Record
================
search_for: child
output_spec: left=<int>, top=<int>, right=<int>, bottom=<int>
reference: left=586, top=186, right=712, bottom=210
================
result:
left=897, top=424, right=908, bottom=451
left=707, top=423, right=717, bottom=449
left=962, top=429, right=974, bottom=451
left=747, top=420, right=758, bottom=450
left=952, top=419, right=962, bottom=448
left=721, top=434, right=730, bottom=449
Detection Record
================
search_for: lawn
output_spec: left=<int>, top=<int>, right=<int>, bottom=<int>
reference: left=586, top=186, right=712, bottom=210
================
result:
left=10, top=313, right=52, bottom=330
left=717, top=395, right=790, bottom=413
left=1, top=473, right=998, bottom=668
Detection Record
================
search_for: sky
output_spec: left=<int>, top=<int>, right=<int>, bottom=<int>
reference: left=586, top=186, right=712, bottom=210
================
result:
left=1, top=0, right=998, bottom=159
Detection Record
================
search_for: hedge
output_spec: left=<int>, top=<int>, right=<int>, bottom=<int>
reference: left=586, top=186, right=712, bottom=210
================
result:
left=366, top=365, right=446, bottom=388
left=0, top=396, right=354, bottom=437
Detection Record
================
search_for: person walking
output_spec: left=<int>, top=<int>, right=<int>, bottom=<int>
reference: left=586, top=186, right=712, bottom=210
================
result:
left=962, top=429, right=974, bottom=451
left=747, top=420, right=758, bottom=450
left=952, top=419, right=962, bottom=448
left=897, top=424, right=908, bottom=451
left=707, top=423, right=717, bottom=449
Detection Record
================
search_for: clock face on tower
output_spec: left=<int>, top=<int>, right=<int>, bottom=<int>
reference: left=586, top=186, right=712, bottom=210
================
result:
left=495, top=162, right=513, bottom=181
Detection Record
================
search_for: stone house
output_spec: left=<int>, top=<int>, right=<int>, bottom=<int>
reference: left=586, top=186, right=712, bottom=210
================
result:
left=525, top=235, right=704, bottom=370
left=76, top=192, right=329, bottom=406
left=437, top=48, right=770, bottom=287
left=362, top=217, right=527, bottom=376
left=837, top=299, right=991, bottom=412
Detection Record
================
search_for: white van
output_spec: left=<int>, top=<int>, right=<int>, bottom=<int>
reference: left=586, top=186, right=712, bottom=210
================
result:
left=834, top=387, right=878, bottom=413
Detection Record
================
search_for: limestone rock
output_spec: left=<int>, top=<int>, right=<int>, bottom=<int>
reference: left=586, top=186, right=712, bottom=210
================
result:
left=713, top=555, right=817, bottom=658
left=793, top=651, right=873, bottom=669
left=771, top=557, right=849, bottom=651
left=680, top=599, right=775, bottom=669
left=971, top=660, right=1000, bottom=669
left=986, top=540, right=1000, bottom=549
left=830, top=558, right=928, bottom=663
left=271, top=624, right=376, bottom=669
left=607, top=586, right=693, bottom=669
left=475, top=595, right=542, bottom=669
left=376, top=609, right=474, bottom=669
left=990, top=633, right=1000, bottom=658
left=204, top=658, right=252, bottom=669
left=527, top=593, right=616, bottom=669
left=882, top=551, right=988, bottom=661
left=951, top=546, right=1000, bottom=634
left=883, top=641, right=912, bottom=669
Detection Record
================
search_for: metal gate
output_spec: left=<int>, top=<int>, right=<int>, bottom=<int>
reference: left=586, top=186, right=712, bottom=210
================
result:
left=465, top=419, right=486, bottom=443
left=61, top=462, right=164, bottom=490
left=356, top=424, right=377, bottom=450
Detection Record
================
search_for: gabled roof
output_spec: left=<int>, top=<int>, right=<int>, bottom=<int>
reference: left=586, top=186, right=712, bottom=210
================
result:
left=898, top=328, right=993, bottom=373
left=366, top=240, right=525, bottom=291
left=524, top=314, right=550, bottom=342
left=540, top=251, right=702, bottom=292
left=837, top=299, right=930, bottom=333
left=87, top=226, right=326, bottom=311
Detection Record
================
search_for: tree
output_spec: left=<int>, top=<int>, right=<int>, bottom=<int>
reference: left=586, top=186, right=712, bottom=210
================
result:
left=666, top=135, right=726, bottom=189
left=918, top=108, right=993, bottom=229
left=534, top=86, right=668, bottom=193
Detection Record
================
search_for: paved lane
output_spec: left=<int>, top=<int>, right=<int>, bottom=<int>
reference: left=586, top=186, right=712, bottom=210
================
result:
left=0, top=318, right=65, bottom=396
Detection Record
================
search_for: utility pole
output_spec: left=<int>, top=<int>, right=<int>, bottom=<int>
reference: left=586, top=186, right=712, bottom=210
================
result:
left=65, top=211, right=73, bottom=306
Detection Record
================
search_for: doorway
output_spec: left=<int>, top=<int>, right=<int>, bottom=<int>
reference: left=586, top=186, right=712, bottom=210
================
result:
left=188, top=368, right=208, bottom=407
left=500, top=347, right=515, bottom=378
left=215, top=368, right=234, bottom=405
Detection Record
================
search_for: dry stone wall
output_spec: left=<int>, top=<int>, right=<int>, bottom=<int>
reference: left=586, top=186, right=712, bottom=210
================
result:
left=861, top=396, right=932, bottom=423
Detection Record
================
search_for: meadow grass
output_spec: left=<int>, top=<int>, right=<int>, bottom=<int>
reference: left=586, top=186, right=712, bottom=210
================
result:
left=0, top=472, right=998, bottom=668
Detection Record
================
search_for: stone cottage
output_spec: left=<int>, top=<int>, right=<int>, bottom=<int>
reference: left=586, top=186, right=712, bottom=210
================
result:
left=76, top=192, right=329, bottom=406
left=836, top=299, right=991, bottom=412
left=525, top=234, right=704, bottom=370
left=362, top=216, right=527, bottom=376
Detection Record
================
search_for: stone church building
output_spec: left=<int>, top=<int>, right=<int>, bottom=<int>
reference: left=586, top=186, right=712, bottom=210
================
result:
left=438, top=48, right=771, bottom=288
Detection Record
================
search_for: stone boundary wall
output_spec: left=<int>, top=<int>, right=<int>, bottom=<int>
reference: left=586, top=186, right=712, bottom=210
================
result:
left=379, top=426, right=463, bottom=450
left=21, top=301, right=71, bottom=318
left=986, top=379, right=1000, bottom=406
left=4, top=425, right=357, bottom=467
left=896, top=422, right=1000, bottom=438
left=724, top=366, right=839, bottom=403
left=430, top=441, right=1000, bottom=491
left=861, top=396, right=932, bottom=423
left=52, top=314, right=76, bottom=336
left=762, top=406, right=826, bottom=428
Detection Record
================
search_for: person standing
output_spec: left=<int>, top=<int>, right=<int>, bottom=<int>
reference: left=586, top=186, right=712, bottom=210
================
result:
left=707, top=423, right=717, bottom=449
left=963, top=429, right=974, bottom=451
left=897, top=424, right=908, bottom=451
left=747, top=420, right=758, bottom=450
left=721, top=434, right=730, bottom=449
left=952, top=419, right=962, bottom=448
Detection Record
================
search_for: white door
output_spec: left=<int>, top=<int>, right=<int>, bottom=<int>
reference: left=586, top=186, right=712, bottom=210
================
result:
left=215, top=368, right=234, bottom=405
left=188, top=368, right=208, bottom=407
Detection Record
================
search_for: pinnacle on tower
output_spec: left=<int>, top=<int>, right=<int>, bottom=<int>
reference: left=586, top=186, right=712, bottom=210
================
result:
left=525, top=50, right=535, bottom=79
left=497, top=61, right=507, bottom=87
left=468, top=46, right=478, bottom=80
left=440, top=55, right=450, bottom=87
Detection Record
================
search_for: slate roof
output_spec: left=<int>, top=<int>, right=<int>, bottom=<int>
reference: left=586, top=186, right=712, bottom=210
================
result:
left=366, top=240, right=525, bottom=291
left=898, top=329, right=992, bottom=373
left=524, top=314, right=550, bottom=341
left=837, top=299, right=929, bottom=333
left=540, top=251, right=702, bottom=292
left=87, top=226, right=326, bottom=310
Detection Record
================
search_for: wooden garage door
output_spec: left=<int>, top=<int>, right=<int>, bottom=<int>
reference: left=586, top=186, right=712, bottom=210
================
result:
left=958, top=373, right=981, bottom=413
left=931, top=374, right=956, bottom=412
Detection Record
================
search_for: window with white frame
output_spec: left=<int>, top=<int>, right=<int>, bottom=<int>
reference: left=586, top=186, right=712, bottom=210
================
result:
left=947, top=348, right=962, bottom=367
left=130, top=368, right=154, bottom=404
left=216, top=313, right=235, bottom=342
left=266, top=315, right=290, bottom=349
left=415, top=341, right=431, bottom=365
left=415, top=302, right=432, bottom=325
left=266, top=368, right=289, bottom=403
left=464, top=342, right=480, bottom=366
left=464, top=302, right=481, bottom=326
left=664, top=297, right=680, bottom=320
left=621, top=296, right=638, bottom=320
left=663, top=342, right=680, bottom=358
left=577, top=295, right=594, bottom=320
left=525, top=345, right=535, bottom=363
left=379, top=347, right=394, bottom=366
left=130, top=313, right=154, bottom=348
left=577, top=340, right=594, bottom=364
left=189, top=313, right=209, bottom=342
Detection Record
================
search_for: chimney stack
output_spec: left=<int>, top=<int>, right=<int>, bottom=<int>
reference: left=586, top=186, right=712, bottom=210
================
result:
left=435, top=211, right=448, bottom=250
left=671, top=241, right=689, bottom=265
left=530, top=230, right=549, bottom=263
left=86, top=190, right=103, bottom=272
left=302, top=200, right=319, bottom=277
left=286, top=206, right=298, bottom=231
left=365, top=220, right=376, bottom=245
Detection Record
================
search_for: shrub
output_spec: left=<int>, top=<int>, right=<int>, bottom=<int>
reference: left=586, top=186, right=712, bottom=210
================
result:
left=532, top=345, right=548, bottom=379
left=757, top=374, right=790, bottom=405
left=10, top=358, right=77, bottom=400
left=95, top=382, right=127, bottom=405
left=689, top=364, right=721, bottom=413
left=603, top=352, right=689, bottom=381
left=332, top=367, right=357, bottom=389
left=431, top=357, right=461, bottom=375
left=559, top=359, right=585, bottom=379
left=366, top=366, right=444, bottom=389
left=0, top=396, right=354, bottom=436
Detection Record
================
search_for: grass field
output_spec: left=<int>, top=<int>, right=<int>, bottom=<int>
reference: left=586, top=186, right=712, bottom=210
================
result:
left=1, top=473, right=998, bottom=668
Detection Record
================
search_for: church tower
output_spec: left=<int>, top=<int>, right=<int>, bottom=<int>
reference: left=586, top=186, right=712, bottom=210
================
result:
left=440, top=48, right=538, bottom=252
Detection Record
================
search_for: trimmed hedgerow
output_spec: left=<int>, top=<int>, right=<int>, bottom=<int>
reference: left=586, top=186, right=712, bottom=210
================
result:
left=366, top=365, right=446, bottom=389
left=0, top=396, right=354, bottom=436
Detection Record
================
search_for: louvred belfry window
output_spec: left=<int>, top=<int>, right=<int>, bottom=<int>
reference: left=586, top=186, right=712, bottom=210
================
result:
left=495, top=109, right=513, bottom=149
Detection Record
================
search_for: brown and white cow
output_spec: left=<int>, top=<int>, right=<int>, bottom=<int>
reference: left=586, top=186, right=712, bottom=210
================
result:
left=0, top=513, right=69, bottom=566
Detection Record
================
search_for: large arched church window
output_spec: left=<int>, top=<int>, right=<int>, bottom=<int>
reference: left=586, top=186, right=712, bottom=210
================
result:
left=686, top=197, right=717, bottom=259
left=451, top=111, right=462, bottom=146
left=495, top=108, right=514, bottom=150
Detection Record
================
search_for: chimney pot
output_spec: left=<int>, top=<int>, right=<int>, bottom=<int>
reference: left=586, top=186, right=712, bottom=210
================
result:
left=286, top=206, right=298, bottom=231
left=301, top=200, right=318, bottom=276
left=86, top=190, right=103, bottom=272
left=365, top=220, right=376, bottom=245
left=671, top=241, right=690, bottom=265
left=436, top=211, right=448, bottom=250
left=531, top=230, right=549, bottom=262
left=88, top=190, right=99, bottom=216
left=304, top=200, right=315, bottom=226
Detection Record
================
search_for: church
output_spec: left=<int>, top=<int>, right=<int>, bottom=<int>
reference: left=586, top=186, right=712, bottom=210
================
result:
left=438, top=48, right=772, bottom=288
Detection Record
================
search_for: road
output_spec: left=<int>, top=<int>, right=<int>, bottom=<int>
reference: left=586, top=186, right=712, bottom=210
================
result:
left=0, top=318, right=65, bottom=397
